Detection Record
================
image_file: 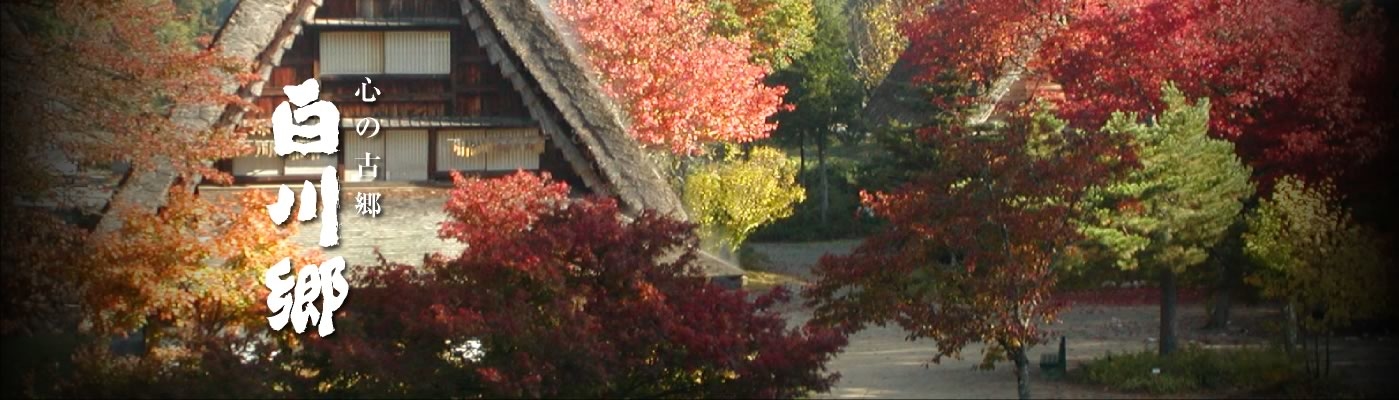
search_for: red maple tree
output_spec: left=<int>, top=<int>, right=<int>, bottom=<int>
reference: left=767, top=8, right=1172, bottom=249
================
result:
left=553, top=0, right=790, bottom=155
left=2, top=0, right=253, bottom=187
left=1044, top=0, right=1387, bottom=186
left=806, top=108, right=1130, bottom=399
left=2, top=1, right=301, bottom=396
left=901, top=0, right=1387, bottom=187
left=303, top=172, right=845, bottom=398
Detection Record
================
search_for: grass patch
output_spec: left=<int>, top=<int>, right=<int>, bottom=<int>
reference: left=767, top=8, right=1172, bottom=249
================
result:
left=742, top=270, right=804, bottom=291
left=1075, top=345, right=1298, bottom=395
left=735, top=245, right=806, bottom=291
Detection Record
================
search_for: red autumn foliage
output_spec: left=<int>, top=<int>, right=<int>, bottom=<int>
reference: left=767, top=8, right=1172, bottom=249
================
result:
left=2, top=0, right=254, bottom=188
left=3, top=0, right=263, bottom=335
left=805, top=108, right=1130, bottom=397
left=900, top=0, right=1072, bottom=93
left=902, top=0, right=1388, bottom=188
left=553, top=0, right=790, bottom=155
left=83, top=188, right=312, bottom=339
left=304, top=171, right=845, bottom=398
left=2, top=1, right=306, bottom=397
left=1045, top=0, right=1387, bottom=186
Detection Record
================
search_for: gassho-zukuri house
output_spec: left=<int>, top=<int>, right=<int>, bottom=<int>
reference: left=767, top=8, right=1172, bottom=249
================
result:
left=99, top=0, right=745, bottom=287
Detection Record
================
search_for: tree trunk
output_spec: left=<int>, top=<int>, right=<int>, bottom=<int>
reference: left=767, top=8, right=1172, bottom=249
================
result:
left=818, top=129, right=829, bottom=227
left=1300, top=324, right=1310, bottom=375
left=1014, top=348, right=1032, bottom=400
left=1159, top=269, right=1178, bottom=356
left=1325, top=331, right=1331, bottom=377
left=1284, top=302, right=1299, bottom=354
left=678, top=155, right=692, bottom=182
left=1205, top=259, right=1239, bottom=330
left=1206, top=283, right=1233, bottom=330
left=1308, top=330, right=1316, bottom=376
left=1206, top=219, right=1245, bottom=330
left=1206, top=288, right=1232, bottom=330
left=798, top=130, right=806, bottom=187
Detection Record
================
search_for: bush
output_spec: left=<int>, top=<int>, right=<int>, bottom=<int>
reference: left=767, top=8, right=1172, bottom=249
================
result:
left=685, top=146, right=806, bottom=251
left=16, top=172, right=847, bottom=398
left=299, top=172, right=847, bottom=398
left=1076, top=346, right=1296, bottom=394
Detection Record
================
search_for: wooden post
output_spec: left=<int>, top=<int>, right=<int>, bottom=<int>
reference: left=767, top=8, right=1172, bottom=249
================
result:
left=1058, top=336, right=1067, bottom=368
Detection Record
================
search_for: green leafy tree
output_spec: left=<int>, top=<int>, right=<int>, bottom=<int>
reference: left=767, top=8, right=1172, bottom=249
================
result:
left=846, top=0, right=934, bottom=90
left=1078, top=83, right=1254, bottom=356
left=768, top=0, right=863, bottom=226
left=1244, top=175, right=1389, bottom=376
left=684, top=146, right=806, bottom=252
left=771, top=0, right=862, bottom=144
left=708, top=0, right=817, bottom=69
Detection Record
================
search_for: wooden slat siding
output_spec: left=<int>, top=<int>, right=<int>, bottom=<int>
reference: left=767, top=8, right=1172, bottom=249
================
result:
left=344, top=127, right=386, bottom=182
left=385, top=31, right=451, bottom=74
left=357, top=0, right=378, bottom=18
left=436, top=130, right=487, bottom=171
left=232, top=155, right=283, bottom=176
left=320, top=0, right=357, bottom=18
left=272, top=66, right=297, bottom=87
left=321, top=31, right=384, bottom=75
left=486, top=148, right=540, bottom=171
left=459, top=95, right=482, bottom=116
left=450, top=27, right=462, bottom=120
left=435, top=128, right=542, bottom=172
left=385, top=130, right=430, bottom=180
left=240, top=0, right=526, bottom=130
left=284, top=153, right=338, bottom=175
left=255, top=33, right=317, bottom=99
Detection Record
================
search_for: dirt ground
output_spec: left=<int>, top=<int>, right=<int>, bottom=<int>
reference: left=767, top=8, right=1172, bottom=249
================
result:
left=201, top=185, right=466, bottom=270
left=746, top=241, right=1399, bottom=399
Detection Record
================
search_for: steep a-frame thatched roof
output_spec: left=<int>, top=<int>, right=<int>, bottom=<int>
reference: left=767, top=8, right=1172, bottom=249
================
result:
left=864, top=25, right=1057, bottom=132
left=95, top=0, right=306, bottom=235
left=99, top=0, right=743, bottom=284
left=864, top=49, right=1036, bottom=133
left=205, top=0, right=686, bottom=219
left=465, top=0, right=687, bottom=220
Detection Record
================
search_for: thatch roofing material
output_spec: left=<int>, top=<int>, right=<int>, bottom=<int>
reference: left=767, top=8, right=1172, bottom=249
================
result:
left=98, top=0, right=742, bottom=281
left=865, top=30, right=1048, bottom=131
left=96, top=0, right=313, bottom=235
left=463, top=0, right=687, bottom=220
left=464, top=0, right=740, bottom=281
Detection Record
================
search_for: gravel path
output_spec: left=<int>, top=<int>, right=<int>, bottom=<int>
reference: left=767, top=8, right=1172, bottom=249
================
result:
left=746, top=241, right=1398, bottom=399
